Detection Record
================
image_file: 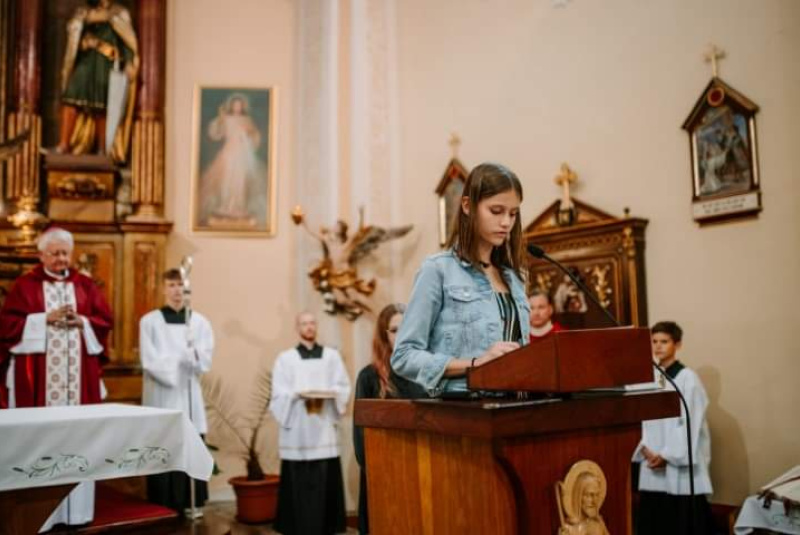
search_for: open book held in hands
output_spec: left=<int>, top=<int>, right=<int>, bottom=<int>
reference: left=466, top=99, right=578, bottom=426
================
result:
left=299, top=390, right=337, bottom=400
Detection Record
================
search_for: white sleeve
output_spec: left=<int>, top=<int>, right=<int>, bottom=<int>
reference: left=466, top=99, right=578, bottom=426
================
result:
left=191, top=315, right=214, bottom=374
left=631, top=440, right=646, bottom=463
left=139, top=315, right=179, bottom=388
left=79, top=316, right=104, bottom=355
left=329, top=350, right=351, bottom=417
left=10, top=313, right=47, bottom=354
left=269, top=353, right=301, bottom=428
left=659, top=372, right=709, bottom=467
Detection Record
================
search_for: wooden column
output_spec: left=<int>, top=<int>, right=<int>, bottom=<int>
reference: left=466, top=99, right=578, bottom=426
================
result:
left=129, top=0, right=166, bottom=221
left=5, top=0, right=43, bottom=204
left=0, top=0, right=10, bottom=143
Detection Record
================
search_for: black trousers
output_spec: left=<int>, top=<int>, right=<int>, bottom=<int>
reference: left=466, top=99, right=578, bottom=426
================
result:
left=147, top=471, right=208, bottom=512
left=636, top=490, right=714, bottom=535
left=274, top=458, right=346, bottom=535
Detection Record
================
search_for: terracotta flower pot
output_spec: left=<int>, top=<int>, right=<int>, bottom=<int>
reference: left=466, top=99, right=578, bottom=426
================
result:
left=229, top=474, right=280, bottom=524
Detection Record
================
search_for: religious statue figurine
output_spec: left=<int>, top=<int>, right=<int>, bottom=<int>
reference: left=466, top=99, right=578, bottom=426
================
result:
left=56, top=0, right=139, bottom=162
left=553, top=270, right=589, bottom=314
left=556, top=460, right=610, bottom=535
left=292, top=205, right=412, bottom=321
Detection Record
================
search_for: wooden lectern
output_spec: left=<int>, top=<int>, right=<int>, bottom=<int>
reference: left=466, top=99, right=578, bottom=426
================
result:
left=354, top=328, right=679, bottom=534
left=467, top=327, right=653, bottom=392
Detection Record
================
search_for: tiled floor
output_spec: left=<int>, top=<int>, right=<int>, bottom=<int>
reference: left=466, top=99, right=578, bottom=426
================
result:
left=171, top=502, right=356, bottom=535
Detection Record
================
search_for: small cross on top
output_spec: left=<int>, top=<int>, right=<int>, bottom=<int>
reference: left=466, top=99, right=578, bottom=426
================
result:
left=448, top=132, right=461, bottom=158
left=704, top=44, right=726, bottom=78
left=555, top=163, right=578, bottom=210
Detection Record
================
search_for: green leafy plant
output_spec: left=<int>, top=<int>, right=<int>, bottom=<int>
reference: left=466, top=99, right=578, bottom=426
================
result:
left=201, top=367, right=272, bottom=481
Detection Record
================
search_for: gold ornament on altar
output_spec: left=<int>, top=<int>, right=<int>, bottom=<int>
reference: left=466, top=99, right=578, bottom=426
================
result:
left=7, top=194, right=49, bottom=246
left=290, top=205, right=305, bottom=225
left=555, top=163, right=578, bottom=227
left=293, top=206, right=412, bottom=321
left=556, top=460, right=610, bottom=535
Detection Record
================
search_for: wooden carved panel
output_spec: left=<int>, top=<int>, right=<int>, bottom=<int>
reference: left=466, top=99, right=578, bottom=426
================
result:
left=0, top=258, right=37, bottom=309
left=122, top=232, right=166, bottom=365
left=524, top=199, right=648, bottom=328
left=530, top=257, right=623, bottom=330
left=72, top=236, right=122, bottom=360
left=134, top=244, right=158, bottom=320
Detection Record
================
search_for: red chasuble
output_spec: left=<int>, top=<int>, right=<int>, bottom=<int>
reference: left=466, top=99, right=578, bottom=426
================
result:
left=0, top=265, right=113, bottom=408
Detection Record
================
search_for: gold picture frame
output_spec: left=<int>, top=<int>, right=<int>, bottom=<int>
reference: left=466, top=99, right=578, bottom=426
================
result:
left=190, top=85, right=278, bottom=236
left=682, top=77, right=761, bottom=225
left=435, top=157, right=468, bottom=247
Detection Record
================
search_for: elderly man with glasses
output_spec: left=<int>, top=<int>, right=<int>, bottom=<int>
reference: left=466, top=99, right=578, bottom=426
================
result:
left=0, top=227, right=113, bottom=531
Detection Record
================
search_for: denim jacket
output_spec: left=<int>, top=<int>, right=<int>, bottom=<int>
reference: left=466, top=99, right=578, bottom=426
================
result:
left=391, top=250, right=530, bottom=396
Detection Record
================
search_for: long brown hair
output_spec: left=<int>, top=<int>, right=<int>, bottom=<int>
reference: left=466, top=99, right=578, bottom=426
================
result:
left=446, top=162, right=525, bottom=276
left=371, top=303, right=405, bottom=398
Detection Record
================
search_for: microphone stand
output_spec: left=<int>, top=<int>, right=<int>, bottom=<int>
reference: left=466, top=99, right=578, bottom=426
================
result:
left=528, top=244, right=696, bottom=534
left=179, top=256, right=198, bottom=521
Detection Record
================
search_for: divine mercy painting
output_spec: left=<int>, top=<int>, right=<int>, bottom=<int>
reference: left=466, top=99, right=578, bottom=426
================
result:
left=191, top=86, right=277, bottom=235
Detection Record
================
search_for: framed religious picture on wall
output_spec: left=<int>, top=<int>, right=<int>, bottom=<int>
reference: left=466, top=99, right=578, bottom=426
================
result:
left=191, top=86, right=278, bottom=236
left=682, top=77, right=761, bottom=224
left=435, top=135, right=469, bottom=246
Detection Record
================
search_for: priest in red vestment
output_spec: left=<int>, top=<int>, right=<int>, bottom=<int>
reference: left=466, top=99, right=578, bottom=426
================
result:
left=528, top=290, right=565, bottom=342
left=0, top=227, right=113, bottom=530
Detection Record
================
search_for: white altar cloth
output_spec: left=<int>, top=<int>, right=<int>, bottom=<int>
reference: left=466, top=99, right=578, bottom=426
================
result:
left=0, top=403, right=213, bottom=492
left=734, top=495, right=800, bottom=534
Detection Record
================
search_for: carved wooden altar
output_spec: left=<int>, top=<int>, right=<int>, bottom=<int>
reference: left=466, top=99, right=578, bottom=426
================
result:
left=523, top=199, right=649, bottom=329
left=0, top=0, right=170, bottom=404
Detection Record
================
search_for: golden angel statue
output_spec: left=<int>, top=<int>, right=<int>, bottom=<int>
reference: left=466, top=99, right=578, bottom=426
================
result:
left=293, top=206, right=412, bottom=320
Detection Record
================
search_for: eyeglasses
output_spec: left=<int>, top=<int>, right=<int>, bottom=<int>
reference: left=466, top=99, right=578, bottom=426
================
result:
left=43, top=250, right=71, bottom=258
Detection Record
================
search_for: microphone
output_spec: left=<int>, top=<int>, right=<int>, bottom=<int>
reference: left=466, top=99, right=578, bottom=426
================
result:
left=527, top=243, right=697, bottom=513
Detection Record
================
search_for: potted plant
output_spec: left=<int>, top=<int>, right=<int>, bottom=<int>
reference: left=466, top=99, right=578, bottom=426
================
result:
left=202, top=368, right=279, bottom=524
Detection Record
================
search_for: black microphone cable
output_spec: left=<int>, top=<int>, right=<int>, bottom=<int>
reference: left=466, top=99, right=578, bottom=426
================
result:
left=527, top=243, right=697, bottom=534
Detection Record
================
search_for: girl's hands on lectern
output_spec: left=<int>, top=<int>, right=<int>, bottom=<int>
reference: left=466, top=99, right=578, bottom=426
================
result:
left=475, top=341, right=520, bottom=367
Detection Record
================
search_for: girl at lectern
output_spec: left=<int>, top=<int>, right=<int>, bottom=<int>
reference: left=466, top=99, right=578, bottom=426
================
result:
left=391, top=162, right=530, bottom=397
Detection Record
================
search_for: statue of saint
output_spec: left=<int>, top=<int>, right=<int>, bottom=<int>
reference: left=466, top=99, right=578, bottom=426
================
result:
left=557, top=461, right=610, bottom=535
left=56, top=0, right=139, bottom=162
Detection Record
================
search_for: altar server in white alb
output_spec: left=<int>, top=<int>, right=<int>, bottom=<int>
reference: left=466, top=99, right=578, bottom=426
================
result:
left=139, top=268, right=214, bottom=515
left=270, top=311, right=350, bottom=535
left=633, top=321, right=713, bottom=535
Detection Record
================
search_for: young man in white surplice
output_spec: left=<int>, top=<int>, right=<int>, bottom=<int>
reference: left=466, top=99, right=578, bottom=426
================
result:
left=633, top=321, right=713, bottom=535
left=270, top=312, right=350, bottom=535
left=139, top=268, right=214, bottom=515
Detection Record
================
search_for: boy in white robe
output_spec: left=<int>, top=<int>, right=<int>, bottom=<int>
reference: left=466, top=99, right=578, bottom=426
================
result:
left=139, top=268, right=214, bottom=516
left=633, top=321, right=713, bottom=534
left=270, top=312, right=350, bottom=535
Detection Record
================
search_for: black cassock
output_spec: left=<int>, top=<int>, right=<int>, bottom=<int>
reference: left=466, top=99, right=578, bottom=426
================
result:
left=274, top=457, right=346, bottom=534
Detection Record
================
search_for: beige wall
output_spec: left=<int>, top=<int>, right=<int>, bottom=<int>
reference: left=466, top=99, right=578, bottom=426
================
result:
left=165, top=0, right=297, bottom=491
left=394, top=0, right=800, bottom=505
left=165, top=0, right=800, bottom=508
